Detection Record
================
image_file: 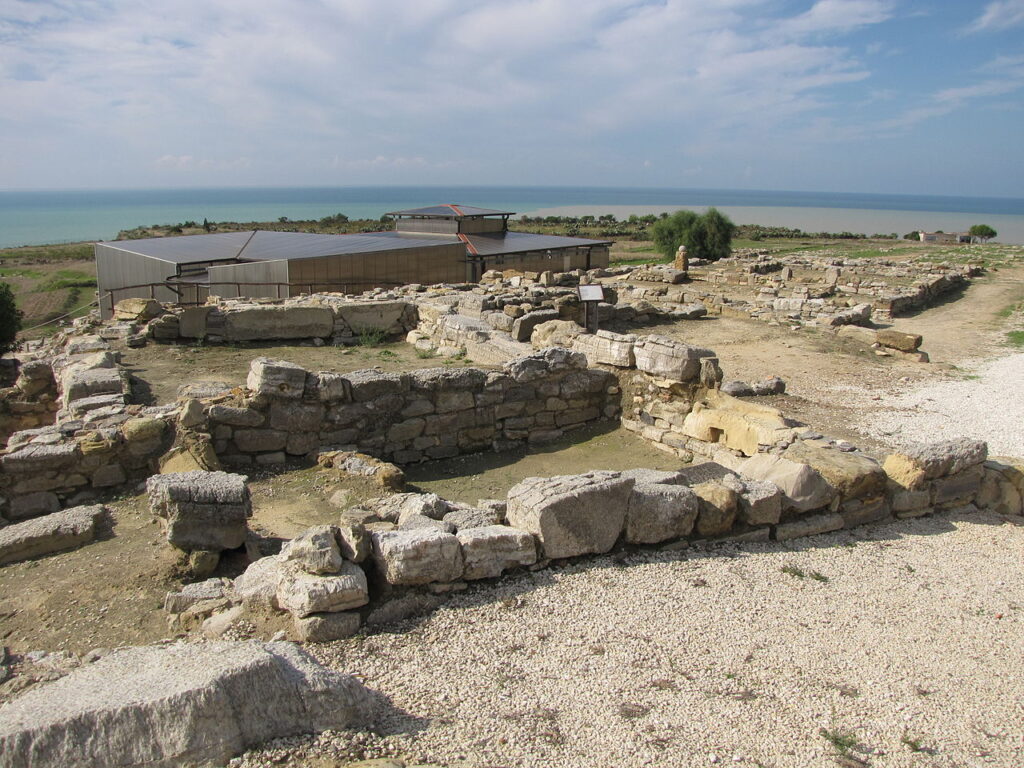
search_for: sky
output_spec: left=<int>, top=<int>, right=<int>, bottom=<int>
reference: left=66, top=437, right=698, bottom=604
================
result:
left=1, top=0, right=1022, bottom=197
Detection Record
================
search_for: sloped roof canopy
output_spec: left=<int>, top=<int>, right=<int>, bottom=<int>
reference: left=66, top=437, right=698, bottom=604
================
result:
left=385, top=204, right=515, bottom=218
left=461, top=231, right=611, bottom=256
left=100, top=230, right=461, bottom=266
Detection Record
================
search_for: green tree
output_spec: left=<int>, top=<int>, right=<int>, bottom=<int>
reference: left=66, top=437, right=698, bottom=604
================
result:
left=651, top=208, right=736, bottom=262
left=969, top=224, right=997, bottom=243
left=0, top=282, right=23, bottom=354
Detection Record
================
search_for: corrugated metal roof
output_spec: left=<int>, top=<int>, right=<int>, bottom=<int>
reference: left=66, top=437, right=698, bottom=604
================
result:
left=236, top=230, right=461, bottom=261
left=462, top=231, right=611, bottom=256
left=100, top=230, right=461, bottom=265
left=98, top=231, right=256, bottom=265
left=385, top=204, right=515, bottom=218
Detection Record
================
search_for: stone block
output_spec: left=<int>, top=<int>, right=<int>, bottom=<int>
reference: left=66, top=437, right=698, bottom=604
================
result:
left=932, top=464, right=984, bottom=507
left=370, top=529, right=464, bottom=586
left=223, top=305, right=334, bottom=340
left=876, top=329, right=922, bottom=352
left=735, top=477, right=784, bottom=526
left=456, top=525, right=537, bottom=579
left=739, top=453, right=834, bottom=513
left=233, top=429, right=287, bottom=453
left=0, top=641, right=371, bottom=768
left=0, top=505, right=105, bottom=565
left=7, top=491, right=61, bottom=521
left=246, top=358, right=307, bottom=400
left=276, top=561, right=369, bottom=618
left=691, top=481, right=738, bottom=537
left=783, top=441, right=887, bottom=500
left=633, top=335, right=716, bottom=381
left=839, top=496, right=892, bottom=528
left=147, top=471, right=251, bottom=552
left=279, top=526, right=343, bottom=574
left=570, top=330, right=636, bottom=368
left=294, top=611, right=361, bottom=643
left=506, top=471, right=633, bottom=559
left=511, top=308, right=561, bottom=342
left=624, top=482, right=700, bottom=544
left=775, top=512, right=844, bottom=541
left=208, top=405, right=265, bottom=427
left=883, top=439, right=988, bottom=490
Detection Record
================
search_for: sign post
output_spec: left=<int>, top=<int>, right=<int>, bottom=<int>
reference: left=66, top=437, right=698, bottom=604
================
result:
left=577, top=284, right=605, bottom=334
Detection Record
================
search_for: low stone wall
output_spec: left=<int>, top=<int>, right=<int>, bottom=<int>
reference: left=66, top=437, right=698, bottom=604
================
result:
left=170, top=435, right=1020, bottom=644
left=0, top=361, right=59, bottom=446
left=203, top=349, right=620, bottom=467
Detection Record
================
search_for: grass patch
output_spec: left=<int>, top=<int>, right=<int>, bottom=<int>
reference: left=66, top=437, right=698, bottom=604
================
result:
left=355, top=327, right=387, bottom=347
left=781, top=565, right=806, bottom=578
left=819, top=727, right=859, bottom=757
left=37, top=270, right=97, bottom=291
left=1006, top=330, right=1024, bottom=347
left=414, top=348, right=437, bottom=359
left=901, top=733, right=926, bottom=752
left=0, top=267, right=45, bottom=279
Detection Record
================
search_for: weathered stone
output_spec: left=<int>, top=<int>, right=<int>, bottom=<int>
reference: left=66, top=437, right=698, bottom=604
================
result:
left=2, top=442, right=80, bottom=473
left=337, top=521, right=370, bottom=563
left=371, top=528, right=464, bottom=586
left=368, top=492, right=449, bottom=523
left=121, top=416, right=166, bottom=445
left=502, top=347, right=587, bottom=383
left=511, top=308, right=561, bottom=342
left=233, top=556, right=283, bottom=609
left=345, top=370, right=409, bottom=402
left=280, top=526, right=343, bottom=574
left=570, top=330, right=636, bottom=368
left=398, top=514, right=456, bottom=534
left=883, top=439, right=988, bottom=490
left=456, top=525, right=537, bottom=579
left=147, top=471, right=251, bottom=552
left=505, top=471, right=634, bottom=559
left=113, top=297, right=162, bottom=322
left=932, top=464, right=984, bottom=507
left=839, top=496, right=892, bottom=528
left=890, top=485, right=931, bottom=515
left=63, top=367, right=124, bottom=403
left=163, top=578, right=232, bottom=614
left=246, top=358, right=307, bottom=400
left=633, top=335, right=716, bottom=381
left=7, top=491, right=61, bottom=521
left=294, top=612, right=361, bottom=643
left=624, top=482, right=700, bottom=544
left=0, top=505, right=105, bottom=565
left=691, top=481, right=738, bottom=537
left=443, top=507, right=504, bottom=530
left=530, top=319, right=583, bottom=350
left=223, top=305, right=334, bottom=341
left=875, top=329, right=922, bottom=352
left=318, top=451, right=405, bottom=490
left=720, top=380, right=755, bottom=397
left=233, top=429, right=288, bottom=453
left=0, top=641, right=372, bottom=768
left=276, top=561, right=369, bottom=618
left=783, top=442, right=887, bottom=500
left=775, top=512, right=844, bottom=540
left=208, top=405, right=265, bottom=427
left=734, top=477, right=784, bottom=525
left=751, top=377, right=786, bottom=396
left=176, top=306, right=210, bottom=338
left=188, top=550, right=221, bottom=579
left=739, top=453, right=834, bottom=512
left=682, top=390, right=798, bottom=456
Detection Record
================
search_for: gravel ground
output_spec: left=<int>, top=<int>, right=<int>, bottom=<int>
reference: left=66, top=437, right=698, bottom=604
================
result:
left=852, top=352, right=1024, bottom=458
left=233, top=508, right=1024, bottom=768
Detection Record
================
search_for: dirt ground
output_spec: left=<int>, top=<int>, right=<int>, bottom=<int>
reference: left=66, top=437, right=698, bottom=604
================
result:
left=2, top=261, right=1023, bottom=685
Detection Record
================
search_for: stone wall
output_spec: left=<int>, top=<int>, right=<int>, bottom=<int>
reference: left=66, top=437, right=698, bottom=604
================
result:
left=0, top=361, right=59, bottom=446
left=202, top=348, right=620, bottom=468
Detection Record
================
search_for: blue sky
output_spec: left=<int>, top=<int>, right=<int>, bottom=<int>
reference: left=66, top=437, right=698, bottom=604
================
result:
left=1, top=0, right=1022, bottom=197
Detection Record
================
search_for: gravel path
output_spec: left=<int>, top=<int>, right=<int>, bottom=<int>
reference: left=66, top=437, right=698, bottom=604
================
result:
left=234, top=508, right=1024, bottom=768
left=853, top=352, right=1024, bottom=458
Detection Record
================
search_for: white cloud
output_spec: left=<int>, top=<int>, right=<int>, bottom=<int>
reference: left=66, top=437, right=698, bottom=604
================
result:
left=775, top=0, right=893, bottom=38
left=967, top=0, right=1024, bottom=33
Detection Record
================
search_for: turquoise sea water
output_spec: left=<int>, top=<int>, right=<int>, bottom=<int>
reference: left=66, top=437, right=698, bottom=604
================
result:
left=1, top=186, right=1023, bottom=248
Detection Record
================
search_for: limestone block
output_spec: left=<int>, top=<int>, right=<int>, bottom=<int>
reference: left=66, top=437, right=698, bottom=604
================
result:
left=370, top=529, right=464, bottom=586
left=505, top=471, right=634, bottom=559
left=336, top=520, right=371, bottom=563
left=0, top=505, right=105, bottom=565
left=336, top=301, right=411, bottom=337
left=775, top=512, right=844, bottom=541
left=837, top=325, right=879, bottom=345
left=735, top=477, right=784, bottom=526
left=233, top=556, right=283, bottom=609
left=345, top=370, right=410, bottom=402
left=883, top=439, right=988, bottom=490
left=457, top=525, right=537, bottom=579
left=279, top=526, right=343, bottom=574
left=7, top=491, right=61, bottom=521
left=246, top=358, right=307, bottom=400
left=976, top=461, right=1024, bottom=516
left=276, top=561, right=369, bottom=618
left=398, top=514, right=456, bottom=534
left=314, top=372, right=352, bottom=403
left=113, top=297, right=162, bottom=322
left=633, top=335, right=716, bottom=381
left=739, top=453, right=834, bottom=512
left=164, top=578, right=232, bottom=614
left=502, top=347, right=588, bottom=384
left=624, top=482, right=700, bottom=544
left=511, top=308, right=561, bottom=342
left=783, top=441, right=887, bottom=500
left=443, top=507, right=504, bottom=531
left=269, top=401, right=324, bottom=432
left=1, top=442, right=80, bottom=473
left=619, top=468, right=689, bottom=485
left=147, top=471, right=251, bottom=552
left=233, top=429, right=287, bottom=453
left=63, top=367, right=124, bottom=403
left=839, top=496, right=892, bottom=528
left=682, top=390, right=798, bottom=457
left=223, top=305, right=334, bottom=340
left=692, top=481, right=738, bottom=537
left=876, top=329, right=922, bottom=352
left=209, top=405, right=265, bottom=427
left=176, top=306, right=210, bottom=339
left=0, top=641, right=372, bottom=768
left=890, top=485, right=931, bottom=515
left=570, top=330, right=637, bottom=368
left=530, top=319, right=583, bottom=350
left=932, top=464, right=984, bottom=507
left=294, top=611, right=361, bottom=643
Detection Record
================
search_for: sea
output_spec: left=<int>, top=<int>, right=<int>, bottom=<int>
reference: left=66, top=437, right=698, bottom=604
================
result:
left=1, top=186, right=1023, bottom=249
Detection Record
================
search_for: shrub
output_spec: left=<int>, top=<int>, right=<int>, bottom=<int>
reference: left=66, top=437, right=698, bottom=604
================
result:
left=0, top=281, right=23, bottom=354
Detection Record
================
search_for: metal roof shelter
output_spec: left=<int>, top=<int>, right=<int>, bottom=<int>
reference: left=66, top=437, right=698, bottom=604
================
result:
left=94, top=203, right=612, bottom=317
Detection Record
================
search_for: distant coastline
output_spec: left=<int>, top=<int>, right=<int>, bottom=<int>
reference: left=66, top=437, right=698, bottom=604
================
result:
left=2, top=185, right=1023, bottom=248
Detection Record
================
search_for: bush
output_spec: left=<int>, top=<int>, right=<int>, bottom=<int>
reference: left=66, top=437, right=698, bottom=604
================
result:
left=651, top=208, right=736, bottom=262
left=0, top=282, right=23, bottom=354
